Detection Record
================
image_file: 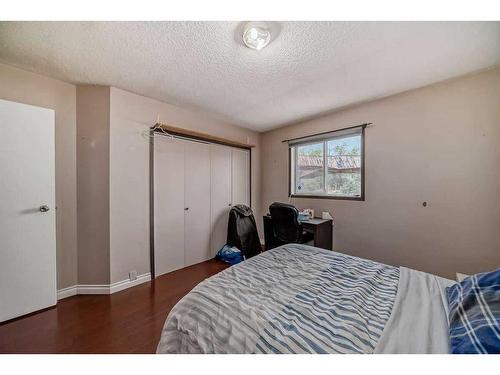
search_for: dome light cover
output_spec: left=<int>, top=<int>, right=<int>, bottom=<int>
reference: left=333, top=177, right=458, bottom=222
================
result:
left=242, top=23, right=271, bottom=50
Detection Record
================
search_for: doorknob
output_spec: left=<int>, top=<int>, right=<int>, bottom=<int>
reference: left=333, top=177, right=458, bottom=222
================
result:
left=184, top=207, right=189, bottom=211
left=39, top=205, right=50, bottom=212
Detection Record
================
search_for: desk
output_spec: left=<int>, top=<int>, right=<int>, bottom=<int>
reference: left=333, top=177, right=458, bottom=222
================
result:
left=263, top=215, right=333, bottom=251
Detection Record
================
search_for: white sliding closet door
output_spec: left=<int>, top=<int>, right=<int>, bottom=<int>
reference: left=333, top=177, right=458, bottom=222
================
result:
left=154, top=138, right=251, bottom=276
left=231, top=148, right=250, bottom=207
left=184, top=141, right=212, bottom=266
left=154, top=138, right=185, bottom=276
left=210, top=144, right=232, bottom=256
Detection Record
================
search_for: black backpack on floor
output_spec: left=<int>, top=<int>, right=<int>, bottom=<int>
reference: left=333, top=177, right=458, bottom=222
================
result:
left=226, top=204, right=262, bottom=260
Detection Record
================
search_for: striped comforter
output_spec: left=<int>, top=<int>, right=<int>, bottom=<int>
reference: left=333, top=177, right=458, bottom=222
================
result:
left=157, top=244, right=400, bottom=354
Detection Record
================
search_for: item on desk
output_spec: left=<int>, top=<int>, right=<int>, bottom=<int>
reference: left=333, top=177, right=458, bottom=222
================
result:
left=303, top=209, right=314, bottom=218
left=322, top=211, right=333, bottom=220
left=298, top=212, right=310, bottom=221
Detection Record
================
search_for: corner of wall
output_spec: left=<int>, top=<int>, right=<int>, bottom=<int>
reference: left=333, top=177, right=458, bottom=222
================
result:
left=76, top=85, right=112, bottom=285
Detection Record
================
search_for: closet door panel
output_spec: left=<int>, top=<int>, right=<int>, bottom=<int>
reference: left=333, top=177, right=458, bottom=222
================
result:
left=210, top=144, right=232, bottom=256
left=154, top=138, right=185, bottom=276
left=184, top=141, right=212, bottom=266
left=231, top=148, right=250, bottom=207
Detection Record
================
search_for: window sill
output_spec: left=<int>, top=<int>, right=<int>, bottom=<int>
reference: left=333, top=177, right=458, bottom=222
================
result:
left=290, top=194, right=364, bottom=201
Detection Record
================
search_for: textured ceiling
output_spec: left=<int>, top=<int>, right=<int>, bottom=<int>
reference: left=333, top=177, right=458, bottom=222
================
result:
left=1, top=21, right=499, bottom=131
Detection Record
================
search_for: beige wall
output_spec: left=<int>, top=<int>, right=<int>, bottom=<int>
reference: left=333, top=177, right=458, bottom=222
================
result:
left=260, top=67, right=500, bottom=279
left=76, top=86, right=111, bottom=284
left=3, top=59, right=498, bottom=286
left=0, top=63, right=77, bottom=289
left=109, top=87, right=261, bottom=283
left=0, top=63, right=261, bottom=289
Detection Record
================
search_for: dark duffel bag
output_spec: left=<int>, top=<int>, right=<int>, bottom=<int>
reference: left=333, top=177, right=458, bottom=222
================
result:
left=226, top=204, right=262, bottom=259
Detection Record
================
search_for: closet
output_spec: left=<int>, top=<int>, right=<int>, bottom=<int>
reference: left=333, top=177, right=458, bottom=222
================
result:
left=153, top=136, right=250, bottom=277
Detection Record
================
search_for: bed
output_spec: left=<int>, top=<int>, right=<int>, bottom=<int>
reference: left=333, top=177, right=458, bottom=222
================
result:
left=156, top=244, right=455, bottom=354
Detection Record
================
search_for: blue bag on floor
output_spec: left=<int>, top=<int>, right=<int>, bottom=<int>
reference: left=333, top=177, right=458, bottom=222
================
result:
left=215, top=244, right=244, bottom=265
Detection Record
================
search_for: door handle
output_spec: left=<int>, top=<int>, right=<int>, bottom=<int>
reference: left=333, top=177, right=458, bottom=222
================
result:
left=39, top=205, right=50, bottom=213
left=184, top=207, right=189, bottom=211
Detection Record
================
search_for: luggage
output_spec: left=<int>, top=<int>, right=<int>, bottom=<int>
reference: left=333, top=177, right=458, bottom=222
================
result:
left=226, top=204, right=262, bottom=259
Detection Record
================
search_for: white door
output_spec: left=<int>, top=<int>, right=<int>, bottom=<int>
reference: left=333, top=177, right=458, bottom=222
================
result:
left=154, top=137, right=185, bottom=276
left=184, top=141, right=212, bottom=266
left=210, top=144, right=232, bottom=256
left=231, top=148, right=250, bottom=207
left=0, top=99, right=56, bottom=322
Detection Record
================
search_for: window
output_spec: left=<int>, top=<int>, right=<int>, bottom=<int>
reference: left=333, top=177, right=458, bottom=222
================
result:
left=289, top=126, right=364, bottom=200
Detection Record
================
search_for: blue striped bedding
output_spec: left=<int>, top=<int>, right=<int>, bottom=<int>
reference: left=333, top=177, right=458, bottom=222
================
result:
left=157, top=244, right=400, bottom=354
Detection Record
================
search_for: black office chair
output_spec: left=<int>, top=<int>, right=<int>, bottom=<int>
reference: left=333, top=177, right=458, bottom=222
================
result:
left=269, top=202, right=314, bottom=247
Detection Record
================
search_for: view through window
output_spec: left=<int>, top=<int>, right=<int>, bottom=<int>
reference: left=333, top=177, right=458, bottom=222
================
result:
left=290, top=130, right=363, bottom=199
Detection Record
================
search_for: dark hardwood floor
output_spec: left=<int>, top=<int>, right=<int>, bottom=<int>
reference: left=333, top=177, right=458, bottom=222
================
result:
left=0, top=259, right=229, bottom=353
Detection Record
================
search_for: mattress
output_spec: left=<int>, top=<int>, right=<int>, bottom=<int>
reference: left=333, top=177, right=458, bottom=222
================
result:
left=156, top=244, right=455, bottom=354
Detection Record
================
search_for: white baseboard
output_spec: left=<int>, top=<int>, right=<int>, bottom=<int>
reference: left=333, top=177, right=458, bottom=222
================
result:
left=109, top=273, right=152, bottom=294
left=77, top=284, right=110, bottom=295
left=57, top=273, right=151, bottom=300
left=57, top=285, right=78, bottom=300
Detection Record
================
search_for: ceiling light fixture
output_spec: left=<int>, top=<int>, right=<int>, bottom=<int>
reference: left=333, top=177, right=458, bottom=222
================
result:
left=242, top=22, right=271, bottom=51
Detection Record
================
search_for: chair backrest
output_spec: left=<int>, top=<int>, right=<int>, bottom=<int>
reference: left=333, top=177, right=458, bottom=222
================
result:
left=269, top=202, right=301, bottom=243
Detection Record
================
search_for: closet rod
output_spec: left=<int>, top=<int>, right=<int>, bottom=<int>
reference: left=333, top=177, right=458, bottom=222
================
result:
left=153, top=123, right=255, bottom=150
left=155, top=131, right=211, bottom=145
